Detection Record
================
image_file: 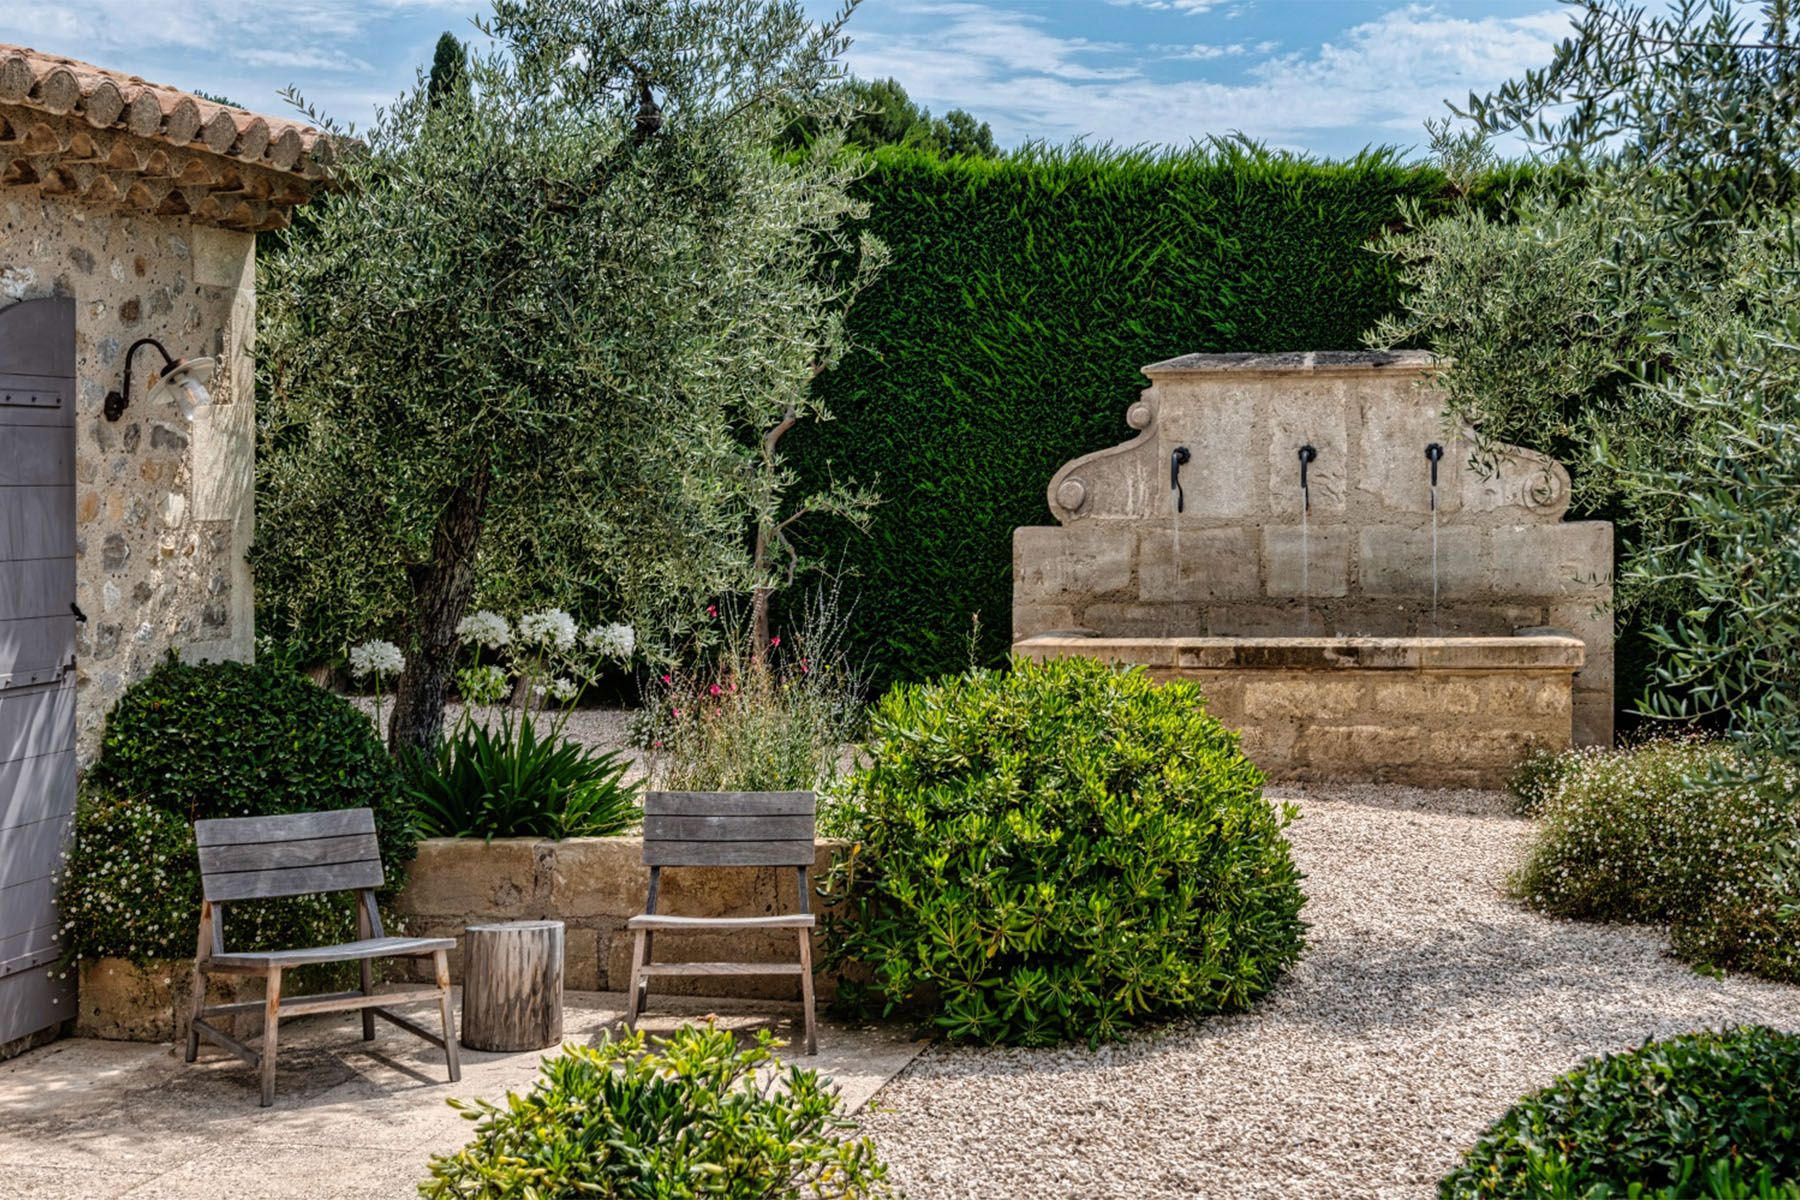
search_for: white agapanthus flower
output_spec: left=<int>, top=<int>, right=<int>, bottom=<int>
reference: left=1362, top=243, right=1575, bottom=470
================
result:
left=348, top=639, right=405, bottom=679
left=518, top=608, right=578, bottom=651
left=585, top=622, right=635, bottom=659
left=456, top=609, right=512, bottom=650
left=547, top=677, right=579, bottom=702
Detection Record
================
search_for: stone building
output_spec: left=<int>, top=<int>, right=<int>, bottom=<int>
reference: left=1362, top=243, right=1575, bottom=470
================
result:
left=0, top=44, right=325, bottom=1052
left=1, top=44, right=326, bottom=753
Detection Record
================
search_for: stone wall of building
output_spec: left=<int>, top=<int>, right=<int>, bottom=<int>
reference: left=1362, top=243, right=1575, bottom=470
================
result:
left=2, top=192, right=256, bottom=761
left=1013, top=352, right=1616, bottom=747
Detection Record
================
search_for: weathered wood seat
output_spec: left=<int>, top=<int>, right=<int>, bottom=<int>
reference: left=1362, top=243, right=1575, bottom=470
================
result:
left=626, top=791, right=819, bottom=1054
left=187, top=808, right=461, bottom=1105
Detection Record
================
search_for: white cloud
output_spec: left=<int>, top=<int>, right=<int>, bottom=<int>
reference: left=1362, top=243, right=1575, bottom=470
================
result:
left=1, top=0, right=464, bottom=55
left=0, top=0, right=473, bottom=121
left=1110, top=0, right=1226, bottom=12
left=1150, top=40, right=1279, bottom=61
left=844, top=2, right=1575, bottom=154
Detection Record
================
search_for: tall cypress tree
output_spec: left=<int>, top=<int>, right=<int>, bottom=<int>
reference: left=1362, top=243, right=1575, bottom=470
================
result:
left=427, top=32, right=467, bottom=109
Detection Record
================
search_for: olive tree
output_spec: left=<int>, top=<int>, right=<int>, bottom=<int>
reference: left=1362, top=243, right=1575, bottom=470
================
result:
left=1370, top=0, right=1800, bottom=751
left=255, top=0, right=879, bottom=750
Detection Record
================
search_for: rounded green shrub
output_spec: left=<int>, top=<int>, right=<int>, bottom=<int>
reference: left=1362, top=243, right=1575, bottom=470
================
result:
left=821, top=656, right=1306, bottom=1045
left=421, top=1023, right=894, bottom=1199
left=1511, top=740, right=1800, bottom=982
left=1441, top=1027, right=1800, bottom=1198
left=63, top=655, right=411, bottom=964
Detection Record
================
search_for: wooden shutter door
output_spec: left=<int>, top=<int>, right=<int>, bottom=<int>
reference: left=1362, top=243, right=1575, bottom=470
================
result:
left=0, top=296, right=78, bottom=1048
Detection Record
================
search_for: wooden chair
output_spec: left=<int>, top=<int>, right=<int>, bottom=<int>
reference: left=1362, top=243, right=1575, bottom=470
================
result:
left=187, top=808, right=461, bottom=1106
left=626, top=791, right=819, bottom=1054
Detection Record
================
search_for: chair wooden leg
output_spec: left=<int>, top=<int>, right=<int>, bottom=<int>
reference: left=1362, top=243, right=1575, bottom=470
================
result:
left=184, top=965, right=208, bottom=1063
left=625, top=930, right=647, bottom=1032
left=798, top=927, right=817, bottom=1056
left=259, top=968, right=282, bottom=1107
left=360, top=958, right=376, bottom=1041
left=433, top=950, right=462, bottom=1083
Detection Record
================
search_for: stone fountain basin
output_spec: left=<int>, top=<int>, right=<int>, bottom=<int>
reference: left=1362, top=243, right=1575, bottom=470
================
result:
left=1013, top=632, right=1584, bottom=788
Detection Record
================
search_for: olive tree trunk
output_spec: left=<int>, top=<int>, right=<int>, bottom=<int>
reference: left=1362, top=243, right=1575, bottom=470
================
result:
left=388, top=471, right=491, bottom=753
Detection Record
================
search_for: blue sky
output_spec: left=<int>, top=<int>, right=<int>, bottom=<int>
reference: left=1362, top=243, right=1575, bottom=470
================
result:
left=0, top=1, right=1577, bottom=159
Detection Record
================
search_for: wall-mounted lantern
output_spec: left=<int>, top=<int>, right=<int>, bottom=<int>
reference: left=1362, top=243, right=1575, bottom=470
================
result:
left=103, top=337, right=215, bottom=422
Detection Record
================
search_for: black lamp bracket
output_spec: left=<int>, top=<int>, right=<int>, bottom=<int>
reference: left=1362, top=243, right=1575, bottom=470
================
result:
left=103, top=337, right=178, bottom=422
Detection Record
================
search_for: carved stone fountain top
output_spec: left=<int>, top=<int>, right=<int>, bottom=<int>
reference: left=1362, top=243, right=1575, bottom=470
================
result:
left=1046, top=350, right=1572, bottom=527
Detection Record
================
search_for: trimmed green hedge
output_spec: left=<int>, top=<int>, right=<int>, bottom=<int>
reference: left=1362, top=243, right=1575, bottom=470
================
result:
left=788, top=143, right=1479, bottom=686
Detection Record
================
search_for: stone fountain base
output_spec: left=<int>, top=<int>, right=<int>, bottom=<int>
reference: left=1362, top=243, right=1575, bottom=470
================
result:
left=1014, top=633, right=1583, bottom=788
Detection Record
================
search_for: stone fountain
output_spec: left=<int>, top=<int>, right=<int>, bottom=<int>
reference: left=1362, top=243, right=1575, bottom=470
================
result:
left=1011, top=351, right=1612, bottom=786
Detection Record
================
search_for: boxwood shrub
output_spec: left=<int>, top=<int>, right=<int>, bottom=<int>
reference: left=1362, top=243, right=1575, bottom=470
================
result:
left=421, top=1024, right=893, bottom=1199
left=821, top=655, right=1306, bottom=1045
left=61, top=655, right=411, bottom=965
left=1441, top=1027, right=1800, bottom=1198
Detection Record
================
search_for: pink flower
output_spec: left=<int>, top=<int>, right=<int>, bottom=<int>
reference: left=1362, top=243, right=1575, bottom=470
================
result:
left=660, top=673, right=672, bottom=685
left=672, top=707, right=682, bottom=718
left=708, top=683, right=721, bottom=696
left=769, top=636, right=781, bottom=648
left=800, top=658, right=810, bottom=674
left=706, top=605, right=718, bottom=618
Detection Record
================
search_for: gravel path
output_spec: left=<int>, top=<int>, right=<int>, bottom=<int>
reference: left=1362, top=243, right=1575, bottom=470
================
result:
left=858, top=784, right=1800, bottom=1200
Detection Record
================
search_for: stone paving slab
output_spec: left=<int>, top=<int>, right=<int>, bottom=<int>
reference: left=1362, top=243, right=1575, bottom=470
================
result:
left=0, top=989, right=927, bottom=1199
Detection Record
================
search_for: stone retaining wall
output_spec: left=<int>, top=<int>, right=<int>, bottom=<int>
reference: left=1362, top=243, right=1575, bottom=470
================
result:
left=1016, top=633, right=1583, bottom=788
left=394, top=837, right=845, bottom=1001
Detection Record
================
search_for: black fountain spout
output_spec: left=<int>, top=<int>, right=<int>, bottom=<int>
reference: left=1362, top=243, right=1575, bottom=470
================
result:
left=1298, top=444, right=1317, bottom=512
left=1425, top=442, right=1444, bottom=509
left=1170, top=446, right=1192, bottom=513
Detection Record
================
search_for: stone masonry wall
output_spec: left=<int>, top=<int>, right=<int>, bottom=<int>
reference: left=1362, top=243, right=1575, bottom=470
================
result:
left=2, top=192, right=256, bottom=762
left=394, top=838, right=845, bottom=1003
left=1013, top=352, right=1615, bottom=746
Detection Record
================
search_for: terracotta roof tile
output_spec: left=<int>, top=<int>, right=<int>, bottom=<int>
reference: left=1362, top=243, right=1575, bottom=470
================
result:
left=0, top=43, right=331, bottom=231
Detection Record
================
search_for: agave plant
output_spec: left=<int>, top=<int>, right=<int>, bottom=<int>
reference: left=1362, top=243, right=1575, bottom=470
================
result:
left=405, top=712, right=639, bottom=840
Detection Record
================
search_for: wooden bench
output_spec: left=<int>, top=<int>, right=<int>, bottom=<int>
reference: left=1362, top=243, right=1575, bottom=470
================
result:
left=187, top=808, right=461, bottom=1105
left=626, top=791, right=818, bottom=1054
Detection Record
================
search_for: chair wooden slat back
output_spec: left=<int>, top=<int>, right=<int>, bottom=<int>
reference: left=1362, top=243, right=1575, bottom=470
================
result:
left=194, top=808, right=384, bottom=903
left=629, top=791, right=821, bottom=1053
left=183, top=806, right=461, bottom=1106
left=641, top=791, right=815, bottom=867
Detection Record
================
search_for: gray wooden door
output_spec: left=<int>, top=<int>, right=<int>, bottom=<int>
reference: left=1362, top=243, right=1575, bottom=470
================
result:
left=0, top=297, right=78, bottom=1048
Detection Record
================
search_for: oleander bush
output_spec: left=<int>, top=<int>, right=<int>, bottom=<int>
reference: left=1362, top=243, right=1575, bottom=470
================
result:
left=61, top=655, right=411, bottom=965
left=1511, top=739, right=1800, bottom=983
left=421, top=1024, right=894, bottom=1199
left=1440, top=1027, right=1800, bottom=1198
left=821, top=656, right=1306, bottom=1045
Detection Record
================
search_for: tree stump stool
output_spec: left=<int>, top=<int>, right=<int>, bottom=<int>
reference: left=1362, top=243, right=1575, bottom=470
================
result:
left=460, top=920, right=564, bottom=1052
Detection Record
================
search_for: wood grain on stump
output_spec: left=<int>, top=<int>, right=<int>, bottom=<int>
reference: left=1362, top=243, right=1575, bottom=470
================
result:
left=461, top=920, right=564, bottom=1052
